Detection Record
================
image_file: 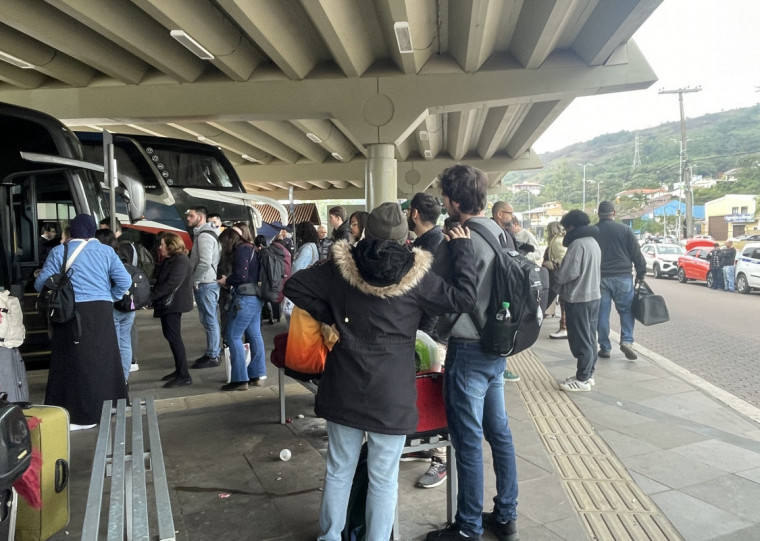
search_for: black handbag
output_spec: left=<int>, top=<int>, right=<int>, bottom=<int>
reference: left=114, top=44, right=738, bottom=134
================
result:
left=154, top=285, right=179, bottom=311
left=633, top=281, right=669, bottom=326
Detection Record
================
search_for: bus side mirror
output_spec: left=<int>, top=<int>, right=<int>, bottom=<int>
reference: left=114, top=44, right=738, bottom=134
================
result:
left=118, top=176, right=146, bottom=222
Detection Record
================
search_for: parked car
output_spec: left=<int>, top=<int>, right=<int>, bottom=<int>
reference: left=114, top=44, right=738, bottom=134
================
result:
left=677, top=246, right=715, bottom=287
left=735, top=242, right=760, bottom=294
left=744, top=234, right=760, bottom=242
left=641, top=243, right=685, bottom=278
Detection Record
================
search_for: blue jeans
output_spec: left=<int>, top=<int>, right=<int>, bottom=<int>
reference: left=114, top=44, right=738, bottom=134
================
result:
left=444, top=340, right=518, bottom=538
left=194, top=282, right=221, bottom=358
left=723, top=266, right=735, bottom=291
left=318, top=421, right=406, bottom=541
left=225, top=295, right=265, bottom=382
left=113, top=309, right=136, bottom=381
left=597, top=275, right=635, bottom=351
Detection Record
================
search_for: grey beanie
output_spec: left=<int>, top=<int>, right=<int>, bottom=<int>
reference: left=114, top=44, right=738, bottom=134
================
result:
left=364, top=202, right=408, bottom=245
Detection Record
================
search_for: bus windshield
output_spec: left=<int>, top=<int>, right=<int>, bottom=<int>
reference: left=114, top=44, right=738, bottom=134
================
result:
left=143, top=144, right=235, bottom=189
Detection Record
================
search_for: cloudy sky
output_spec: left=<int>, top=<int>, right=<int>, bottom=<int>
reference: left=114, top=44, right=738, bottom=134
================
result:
left=534, top=0, right=760, bottom=153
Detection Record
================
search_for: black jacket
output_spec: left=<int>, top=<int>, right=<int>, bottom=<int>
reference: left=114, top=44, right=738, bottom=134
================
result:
left=596, top=218, right=646, bottom=280
left=284, top=239, right=477, bottom=435
left=412, top=226, right=444, bottom=254
left=721, top=247, right=737, bottom=267
left=151, top=253, right=193, bottom=316
left=331, top=220, right=351, bottom=243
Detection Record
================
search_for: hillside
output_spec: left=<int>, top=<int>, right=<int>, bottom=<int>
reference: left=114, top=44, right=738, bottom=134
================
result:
left=504, top=104, right=760, bottom=212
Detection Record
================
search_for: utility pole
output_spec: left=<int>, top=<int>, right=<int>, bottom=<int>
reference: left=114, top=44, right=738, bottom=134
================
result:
left=659, top=86, right=701, bottom=237
left=632, top=134, right=642, bottom=170
left=577, top=162, right=592, bottom=211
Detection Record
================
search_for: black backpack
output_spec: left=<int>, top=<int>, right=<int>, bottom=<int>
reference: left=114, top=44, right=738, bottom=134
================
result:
left=36, top=242, right=82, bottom=325
left=114, top=263, right=151, bottom=312
left=258, top=245, right=288, bottom=303
left=466, top=221, right=544, bottom=356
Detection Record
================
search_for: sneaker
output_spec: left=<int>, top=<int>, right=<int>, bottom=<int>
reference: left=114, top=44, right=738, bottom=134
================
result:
left=163, top=377, right=192, bottom=389
left=417, top=458, right=447, bottom=488
left=620, top=343, right=638, bottom=360
left=221, top=381, right=248, bottom=391
left=559, top=378, right=591, bottom=392
left=426, top=523, right=481, bottom=540
left=549, top=329, right=568, bottom=339
left=129, top=363, right=139, bottom=372
left=191, top=356, right=220, bottom=369
left=565, top=375, right=595, bottom=387
left=598, top=348, right=611, bottom=359
left=503, top=370, right=520, bottom=382
left=161, top=371, right=179, bottom=381
left=482, top=512, right=519, bottom=541
left=401, top=450, right=433, bottom=462
left=249, top=378, right=263, bottom=387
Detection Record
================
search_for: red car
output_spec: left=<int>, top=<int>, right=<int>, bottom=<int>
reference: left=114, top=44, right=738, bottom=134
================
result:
left=677, top=246, right=715, bottom=287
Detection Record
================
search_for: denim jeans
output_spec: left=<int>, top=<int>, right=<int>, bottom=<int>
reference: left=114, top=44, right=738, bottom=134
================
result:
left=225, top=295, right=265, bottom=382
left=597, top=275, right=635, bottom=351
left=723, top=266, right=735, bottom=291
left=444, top=340, right=518, bottom=538
left=113, top=309, right=136, bottom=381
left=711, top=268, right=724, bottom=290
left=318, top=421, right=406, bottom=541
left=565, top=299, right=600, bottom=381
left=194, top=282, right=221, bottom=358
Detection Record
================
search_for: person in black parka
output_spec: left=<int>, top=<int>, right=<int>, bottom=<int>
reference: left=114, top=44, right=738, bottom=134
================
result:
left=284, top=202, right=477, bottom=541
left=151, top=232, right=194, bottom=388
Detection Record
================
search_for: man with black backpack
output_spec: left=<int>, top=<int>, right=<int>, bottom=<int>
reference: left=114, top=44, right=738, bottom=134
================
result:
left=426, top=165, right=519, bottom=541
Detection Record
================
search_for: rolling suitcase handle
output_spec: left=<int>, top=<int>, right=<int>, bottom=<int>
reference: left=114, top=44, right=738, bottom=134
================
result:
left=54, top=459, right=68, bottom=493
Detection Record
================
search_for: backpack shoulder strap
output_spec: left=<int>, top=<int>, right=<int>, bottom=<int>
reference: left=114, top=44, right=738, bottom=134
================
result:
left=465, top=220, right=505, bottom=255
left=65, top=238, right=95, bottom=272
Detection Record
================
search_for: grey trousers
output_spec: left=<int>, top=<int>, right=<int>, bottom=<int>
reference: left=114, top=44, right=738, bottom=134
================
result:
left=0, top=347, right=29, bottom=402
left=564, top=299, right=600, bottom=382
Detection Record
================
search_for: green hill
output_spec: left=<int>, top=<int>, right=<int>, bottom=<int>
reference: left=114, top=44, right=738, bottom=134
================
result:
left=505, top=104, right=760, bottom=212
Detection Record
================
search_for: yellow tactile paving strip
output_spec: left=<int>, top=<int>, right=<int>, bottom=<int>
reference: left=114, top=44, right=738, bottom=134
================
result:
left=510, top=349, right=684, bottom=541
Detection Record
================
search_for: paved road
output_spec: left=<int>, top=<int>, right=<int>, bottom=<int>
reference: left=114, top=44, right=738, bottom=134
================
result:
left=603, top=275, right=760, bottom=407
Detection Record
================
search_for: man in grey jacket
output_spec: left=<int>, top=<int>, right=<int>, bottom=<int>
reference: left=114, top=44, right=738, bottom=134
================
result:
left=185, top=206, right=222, bottom=369
left=555, top=210, right=601, bottom=392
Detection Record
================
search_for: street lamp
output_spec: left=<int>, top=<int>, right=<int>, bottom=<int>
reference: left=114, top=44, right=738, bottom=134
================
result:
left=591, top=180, right=603, bottom=212
left=578, top=162, right=592, bottom=210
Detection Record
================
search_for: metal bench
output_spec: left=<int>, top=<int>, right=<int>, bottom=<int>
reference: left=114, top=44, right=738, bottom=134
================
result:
left=82, top=396, right=175, bottom=541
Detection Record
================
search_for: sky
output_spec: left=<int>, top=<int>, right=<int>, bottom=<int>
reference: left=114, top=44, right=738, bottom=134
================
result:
left=534, top=0, right=760, bottom=153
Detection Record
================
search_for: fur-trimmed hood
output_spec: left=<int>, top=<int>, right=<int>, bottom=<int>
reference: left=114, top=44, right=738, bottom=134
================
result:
left=331, top=240, right=432, bottom=298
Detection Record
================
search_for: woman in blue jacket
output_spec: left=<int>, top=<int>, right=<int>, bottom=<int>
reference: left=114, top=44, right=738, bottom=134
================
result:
left=34, top=214, right=131, bottom=430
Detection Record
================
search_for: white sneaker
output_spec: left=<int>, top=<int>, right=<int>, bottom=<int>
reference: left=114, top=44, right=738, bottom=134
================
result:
left=565, top=375, right=595, bottom=387
left=550, top=329, right=568, bottom=339
left=129, top=363, right=140, bottom=372
left=71, top=423, right=97, bottom=431
left=559, top=378, right=592, bottom=392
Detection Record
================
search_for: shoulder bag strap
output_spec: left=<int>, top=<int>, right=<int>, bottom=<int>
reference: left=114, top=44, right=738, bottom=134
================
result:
left=65, top=238, right=95, bottom=272
left=60, top=242, right=70, bottom=275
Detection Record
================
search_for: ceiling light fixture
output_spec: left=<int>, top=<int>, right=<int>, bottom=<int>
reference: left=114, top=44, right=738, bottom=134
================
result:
left=394, top=22, right=413, bottom=54
left=331, top=152, right=344, bottom=161
left=306, top=132, right=322, bottom=143
left=170, top=30, right=214, bottom=60
left=419, top=130, right=429, bottom=140
left=424, top=150, right=433, bottom=159
left=241, top=154, right=259, bottom=163
left=0, top=50, right=35, bottom=69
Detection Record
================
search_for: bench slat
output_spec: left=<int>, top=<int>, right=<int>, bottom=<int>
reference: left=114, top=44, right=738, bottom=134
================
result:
left=107, top=399, right=128, bottom=541
left=130, top=398, right=150, bottom=541
left=82, top=403, right=115, bottom=540
left=146, top=396, right=176, bottom=541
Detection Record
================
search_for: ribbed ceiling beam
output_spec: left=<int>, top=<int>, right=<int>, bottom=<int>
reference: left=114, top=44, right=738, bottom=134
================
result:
left=478, top=105, right=522, bottom=160
left=574, top=0, right=662, bottom=66
left=2, top=0, right=150, bottom=84
left=511, top=0, right=574, bottom=69
left=446, top=109, right=478, bottom=161
left=448, top=0, right=503, bottom=72
left=251, top=121, right=328, bottom=163
left=0, top=63, right=47, bottom=89
left=291, top=119, right=357, bottom=163
left=0, top=23, right=94, bottom=86
left=217, top=0, right=324, bottom=80
left=505, top=99, right=571, bottom=158
left=209, top=121, right=302, bottom=164
left=132, top=0, right=262, bottom=81
left=300, top=0, right=379, bottom=77
left=170, top=122, right=274, bottom=165
left=46, top=0, right=206, bottom=83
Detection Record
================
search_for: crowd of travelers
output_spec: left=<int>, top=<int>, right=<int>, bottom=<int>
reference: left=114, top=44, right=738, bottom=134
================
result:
left=6, top=158, right=663, bottom=540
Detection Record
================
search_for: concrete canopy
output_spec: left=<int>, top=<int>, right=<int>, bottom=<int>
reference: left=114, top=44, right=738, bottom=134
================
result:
left=0, top=0, right=662, bottom=200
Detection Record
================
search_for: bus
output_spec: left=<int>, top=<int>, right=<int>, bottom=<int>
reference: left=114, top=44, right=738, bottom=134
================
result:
left=1, top=102, right=146, bottom=364
left=75, top=132, right=287, bottom=249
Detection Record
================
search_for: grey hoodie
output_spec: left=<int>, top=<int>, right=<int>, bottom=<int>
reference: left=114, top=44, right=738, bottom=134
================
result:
left=189, top=223, right=220, bottom=285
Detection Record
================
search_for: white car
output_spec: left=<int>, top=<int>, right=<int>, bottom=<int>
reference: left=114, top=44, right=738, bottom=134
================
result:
left=735, top=242, right=760, bottom=294
left=641, top=243, right=685, bottom=278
